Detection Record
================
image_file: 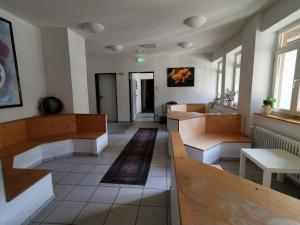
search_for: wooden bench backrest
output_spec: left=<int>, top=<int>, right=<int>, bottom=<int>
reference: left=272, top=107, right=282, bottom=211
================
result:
left=179, top=117, right=206, bottom=142
left=178, top=114, right=242, bottom=140
left=205, top=114, right=241, bottom=134
left=76, top=114, right=107, bottom=132
left=0, top=120, right=27, bottom=149
left=169, top=104, right=206, bottom=113
left=26, top=115, right=77, bottom=138
left=186, top=104, right=206, bottom=113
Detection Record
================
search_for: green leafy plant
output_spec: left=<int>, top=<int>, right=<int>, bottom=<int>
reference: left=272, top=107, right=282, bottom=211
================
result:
left=263, top=97, right=276, bottom=107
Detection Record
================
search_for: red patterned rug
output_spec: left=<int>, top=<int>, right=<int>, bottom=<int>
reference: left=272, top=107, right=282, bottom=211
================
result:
left=101, top=128, right=158, bottom=185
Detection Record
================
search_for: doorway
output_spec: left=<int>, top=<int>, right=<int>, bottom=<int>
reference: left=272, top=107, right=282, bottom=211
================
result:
left=95, top=73, right=118, bottom=122
left=129, top=72, right=155, bottom=122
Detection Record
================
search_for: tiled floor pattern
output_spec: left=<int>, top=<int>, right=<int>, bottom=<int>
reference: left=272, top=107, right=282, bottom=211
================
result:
left=30, top=122, right=170, bottom=225
left=29, top=122, right=300, bottom=225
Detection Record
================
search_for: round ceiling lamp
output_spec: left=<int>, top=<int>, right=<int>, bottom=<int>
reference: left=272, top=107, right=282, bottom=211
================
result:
left=106, top=44, right=124, bottom=51
left=184, top=16, right=207, bottom=28
left=83, top=22, right=105, bottom=33
left=178, top=41, right=194, bottom=49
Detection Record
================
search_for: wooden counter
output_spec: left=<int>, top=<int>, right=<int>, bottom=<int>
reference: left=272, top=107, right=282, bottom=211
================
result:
left=170, top=132, right=300, bottom=225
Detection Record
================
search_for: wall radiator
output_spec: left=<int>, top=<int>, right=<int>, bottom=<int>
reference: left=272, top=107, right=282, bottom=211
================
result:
left=254, top=126, right=300, bottom=184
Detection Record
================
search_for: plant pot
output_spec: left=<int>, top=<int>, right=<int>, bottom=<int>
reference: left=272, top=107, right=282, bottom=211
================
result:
left=227, top=100, right=234, bottom=107
left=263, top=105, right=272, bottom=115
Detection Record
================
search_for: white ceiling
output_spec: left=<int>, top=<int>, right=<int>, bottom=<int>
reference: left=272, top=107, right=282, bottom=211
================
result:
left=0, top=0, right=276, bottom=55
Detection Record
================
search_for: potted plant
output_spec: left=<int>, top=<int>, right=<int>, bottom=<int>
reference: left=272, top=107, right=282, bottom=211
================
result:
left=224, top=89, right=237, bottom=107
left=263, top=97, right=276, bottom=115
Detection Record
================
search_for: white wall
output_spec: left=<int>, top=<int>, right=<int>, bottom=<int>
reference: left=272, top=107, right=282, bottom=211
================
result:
left=41, top=28, right=74, bottom=113
left=42, top=28, right=90, bottom=114
left=67, top=29, right=89, bottom=113
left=211, top=0, right=300, bottom=137
left=87, top=53, right=217, bottom=122
left=0, top=8, right=47, bottom=122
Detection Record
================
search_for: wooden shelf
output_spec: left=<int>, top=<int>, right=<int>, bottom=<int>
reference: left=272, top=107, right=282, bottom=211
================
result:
left=254, top=113, right=300, bottom=126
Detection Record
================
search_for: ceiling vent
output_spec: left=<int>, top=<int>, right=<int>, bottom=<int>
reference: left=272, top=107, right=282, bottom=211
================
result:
left=140, top=44, right=157, bottom=49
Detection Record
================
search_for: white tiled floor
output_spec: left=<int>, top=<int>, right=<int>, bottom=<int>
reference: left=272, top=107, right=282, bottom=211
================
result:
left=27, top=121, right=300, bottom=225
left=30, top=122, right=170, bottom=225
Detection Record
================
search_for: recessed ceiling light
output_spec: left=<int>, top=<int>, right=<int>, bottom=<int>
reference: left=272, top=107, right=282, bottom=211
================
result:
left=140, top=44, right=157, bottom=49
left=106, top=44, right=124, bottom=51
left=178, top=41, right=194, bottom=49
left=184, top=16, right=207, bottom=28
left=83, top=22, right=104, bottom=33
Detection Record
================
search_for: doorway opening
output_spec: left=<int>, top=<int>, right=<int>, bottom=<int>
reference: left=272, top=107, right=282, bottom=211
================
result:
left=129, top=72, right=155, bottom=122
left=95, top=73, right=118, bottom=122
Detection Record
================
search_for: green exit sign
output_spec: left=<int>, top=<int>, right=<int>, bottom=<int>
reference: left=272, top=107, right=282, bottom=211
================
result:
left=136, top=57, right=145, bottom=62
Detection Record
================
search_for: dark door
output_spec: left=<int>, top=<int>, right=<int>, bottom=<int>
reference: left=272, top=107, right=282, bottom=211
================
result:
left=141, top=79, right=154, bottom=113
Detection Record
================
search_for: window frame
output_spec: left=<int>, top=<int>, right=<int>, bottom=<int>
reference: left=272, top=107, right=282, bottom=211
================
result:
left=232, top=51, right=241, bottom=105
left=272, top=20, right=300, bottom=117
left=216, top=59, right=223, bottom=102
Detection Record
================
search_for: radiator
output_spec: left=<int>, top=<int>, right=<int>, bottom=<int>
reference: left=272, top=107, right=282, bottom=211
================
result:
left=254, top=126, right=300, bottom=183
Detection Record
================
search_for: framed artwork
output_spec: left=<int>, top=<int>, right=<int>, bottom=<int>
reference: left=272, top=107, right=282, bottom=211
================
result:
left=167, top=67, right=194, bottom=87
left=0, top=17, right=22, bottom=109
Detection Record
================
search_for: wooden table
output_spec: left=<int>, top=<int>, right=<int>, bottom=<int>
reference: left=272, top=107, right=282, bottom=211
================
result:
left=239, top=148, right=300, bottom=187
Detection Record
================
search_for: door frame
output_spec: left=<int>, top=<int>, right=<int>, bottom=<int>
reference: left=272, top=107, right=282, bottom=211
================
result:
left=95, top=73, right=118, bottom=122
left=128, top=71, right=155, bottom=123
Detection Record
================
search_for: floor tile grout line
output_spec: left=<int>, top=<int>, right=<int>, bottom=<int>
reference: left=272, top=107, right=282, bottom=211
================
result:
left=70, top=182, right=102, bottom=225
left=133, top=187, right=144, bottom=225
left=101, top=187, right=121, bottom=225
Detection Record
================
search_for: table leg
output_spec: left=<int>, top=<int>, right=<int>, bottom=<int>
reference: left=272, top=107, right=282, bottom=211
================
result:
left=239, top=153, right=246, bottom=178
left=262, top=170, right=272, bottom=187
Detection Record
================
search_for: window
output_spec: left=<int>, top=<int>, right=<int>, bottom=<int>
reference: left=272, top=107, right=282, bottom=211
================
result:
left=273, top=21, right=300, bottom=116
left=233, top=51, right=241, bottom=105
left=216, top=60, right=223, bottom=100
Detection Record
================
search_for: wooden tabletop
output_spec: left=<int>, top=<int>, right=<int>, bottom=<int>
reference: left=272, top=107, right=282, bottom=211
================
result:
left=171, top=132, right=300, bottom=225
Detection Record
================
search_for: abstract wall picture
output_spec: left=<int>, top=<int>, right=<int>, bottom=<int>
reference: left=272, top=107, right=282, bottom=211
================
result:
left=0, top=17, right=22, bottom=108
left=167, top=67, right=194, bottom=87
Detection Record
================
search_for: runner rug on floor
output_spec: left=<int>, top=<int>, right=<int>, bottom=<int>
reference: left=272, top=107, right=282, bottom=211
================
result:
left=101, top=128, right=158, bottom=185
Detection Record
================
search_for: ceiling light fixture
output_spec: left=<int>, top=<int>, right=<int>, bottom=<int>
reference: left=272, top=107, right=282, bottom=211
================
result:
left=178, top=41, right=194, bottom=49
left=184, top=16, right=207, bottom=28
left=83, top=22, right=105, bottom=33
left=106, top=44, right=124, bottom=51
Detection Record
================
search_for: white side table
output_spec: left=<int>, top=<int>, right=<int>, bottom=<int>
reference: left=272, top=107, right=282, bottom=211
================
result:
left=239, top=148, right=300, bottom=187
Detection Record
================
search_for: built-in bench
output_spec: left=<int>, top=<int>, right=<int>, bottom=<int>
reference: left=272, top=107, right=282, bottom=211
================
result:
left=169, top=132, right=300, bottom=225
left=0, top=114, right=108, bottom=225
left=167, top=113, right=251, bottom=163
